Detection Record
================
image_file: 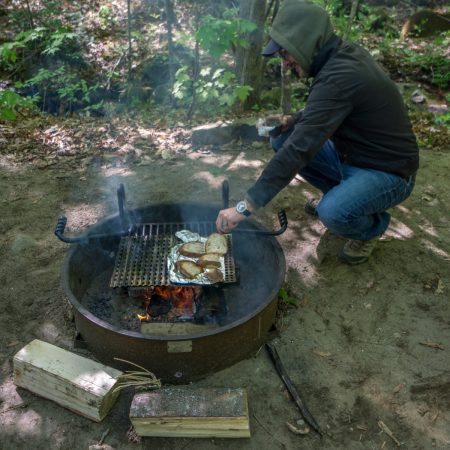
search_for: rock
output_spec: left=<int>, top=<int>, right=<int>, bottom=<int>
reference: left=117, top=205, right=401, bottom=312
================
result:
left=411, top=90, right=426, bottom=104
left=191, top=119, right=263, bottom=147
left=251, top=141, right=266, bottom=149
left=427, top=104, right=448, bottom=114
left=401, top=10, right=450, bottom=38
left=160, top=148, right=174, bottom=160
left=370, top=49, right=384, bottom=62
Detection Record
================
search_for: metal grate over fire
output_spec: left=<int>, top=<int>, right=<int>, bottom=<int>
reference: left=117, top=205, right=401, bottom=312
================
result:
left=110, top=221, right=237, bottom=288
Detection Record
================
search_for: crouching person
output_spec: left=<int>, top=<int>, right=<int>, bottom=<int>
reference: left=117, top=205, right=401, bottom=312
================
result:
left=216, top=0, right=418, bottom=265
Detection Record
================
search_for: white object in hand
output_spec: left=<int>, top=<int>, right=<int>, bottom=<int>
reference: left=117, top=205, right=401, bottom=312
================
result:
left=257, top=118, right=275, bottom=137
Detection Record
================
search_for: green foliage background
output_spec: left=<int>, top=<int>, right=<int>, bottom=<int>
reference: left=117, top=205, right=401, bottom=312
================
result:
left=0, top=0, right=448, bottom=126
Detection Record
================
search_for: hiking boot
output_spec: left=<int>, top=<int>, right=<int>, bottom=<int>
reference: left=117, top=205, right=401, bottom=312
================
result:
left=338, top=236, right=380, bottom=265
left=304, top=198, right=320, bottom=217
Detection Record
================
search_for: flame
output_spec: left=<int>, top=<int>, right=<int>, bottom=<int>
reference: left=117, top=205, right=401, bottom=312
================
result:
left=137, top=286, right=201, bottom=322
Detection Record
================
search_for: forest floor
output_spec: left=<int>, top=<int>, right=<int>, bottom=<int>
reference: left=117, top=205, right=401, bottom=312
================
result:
left=0, top=108, right=449, bottom=450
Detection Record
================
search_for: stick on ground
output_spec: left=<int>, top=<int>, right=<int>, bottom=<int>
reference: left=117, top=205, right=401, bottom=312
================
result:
left=265, top=343, right=322, bottom=436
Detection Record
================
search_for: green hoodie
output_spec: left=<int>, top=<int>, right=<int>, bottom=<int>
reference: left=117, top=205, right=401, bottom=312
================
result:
left=270, top=0, right=334, bottom=74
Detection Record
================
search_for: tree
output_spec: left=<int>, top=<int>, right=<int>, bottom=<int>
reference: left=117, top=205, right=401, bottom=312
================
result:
left=164, top=0, right=176, bottom=103
left=235, top=0, right=267, bottom=110
left=343, top=0, right=361, bottom=40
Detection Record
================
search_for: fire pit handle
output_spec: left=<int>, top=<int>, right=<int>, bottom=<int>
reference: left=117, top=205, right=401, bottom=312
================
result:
left=54, top=216, right=85, bottom=243
left=233, top=209, right=288, bottom=236
left=274, top=209, right=288, bottom=235
left=222, top=180, right=229, bottom=209
left=54, top=216, right=128, bottom=244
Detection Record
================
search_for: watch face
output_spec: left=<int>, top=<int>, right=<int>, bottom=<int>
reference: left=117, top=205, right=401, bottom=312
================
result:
left=236, top=201, right=247, bottom=214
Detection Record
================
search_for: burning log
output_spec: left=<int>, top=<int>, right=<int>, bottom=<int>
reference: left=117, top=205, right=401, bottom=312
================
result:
left=136, top=286, right=201, bottom=322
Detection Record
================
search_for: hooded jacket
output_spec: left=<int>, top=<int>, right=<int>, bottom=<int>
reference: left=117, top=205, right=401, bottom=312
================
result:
left=247, top=0, right=419, bottom=208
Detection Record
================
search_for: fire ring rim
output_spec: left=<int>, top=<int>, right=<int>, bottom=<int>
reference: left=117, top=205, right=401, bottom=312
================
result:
left=62, top=202, right=286, bottom=342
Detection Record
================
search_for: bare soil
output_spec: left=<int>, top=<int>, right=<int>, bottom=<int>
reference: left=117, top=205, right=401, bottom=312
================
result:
left=0, top=116, right=449, bottom=450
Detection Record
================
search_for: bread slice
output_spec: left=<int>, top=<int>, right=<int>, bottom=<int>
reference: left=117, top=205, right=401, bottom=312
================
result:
left=204, top=268, right=224, bottom=284
left=205, top=233, right=228, bottom=256
left=197, top=253, right=222, bottom=268
left=179, top=241, right=205, bottom=257
left=175, top=260, right=203, bottom=279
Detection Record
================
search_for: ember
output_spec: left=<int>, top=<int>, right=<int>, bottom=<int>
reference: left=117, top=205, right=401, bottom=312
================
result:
left=137, top=286, right=202, bottom=322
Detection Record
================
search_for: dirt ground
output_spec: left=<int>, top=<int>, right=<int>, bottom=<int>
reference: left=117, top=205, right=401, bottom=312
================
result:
left=0, top=116, right=449, bottom=450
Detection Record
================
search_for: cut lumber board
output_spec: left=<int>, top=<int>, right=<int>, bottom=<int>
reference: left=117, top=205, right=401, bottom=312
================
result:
left=130, top=387, right=250, bottom=438
left=13, top=339, right=123, bottom=422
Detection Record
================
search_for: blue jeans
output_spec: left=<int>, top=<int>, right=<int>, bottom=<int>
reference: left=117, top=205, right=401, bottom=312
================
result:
left=271, top=132, right=416, bottom=240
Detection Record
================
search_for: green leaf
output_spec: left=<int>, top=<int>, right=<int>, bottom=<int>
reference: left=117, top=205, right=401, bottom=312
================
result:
left=238, top=19, right=258, bottom=34
left=1, top=90, right=22, bottom=106
left=212, top=68, right=224, bottom=80
left=233, top=85, right=253, bottom=102
left=1, top=108, right=16, bottom=121
left=200, top=67, right=211, bottom=77
left=277, top=288, right=298, bottom=307
left=221, top=71, right=235, bottom=84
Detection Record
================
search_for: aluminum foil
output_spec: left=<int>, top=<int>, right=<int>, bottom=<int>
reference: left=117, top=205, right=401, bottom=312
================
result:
left=175, top=230, right=202, bottom=243
left=168, top=231, right=226, bottom=285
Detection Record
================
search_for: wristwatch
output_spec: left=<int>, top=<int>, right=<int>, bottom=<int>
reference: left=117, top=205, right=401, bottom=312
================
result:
left=236, top=200, right=251, bottom=217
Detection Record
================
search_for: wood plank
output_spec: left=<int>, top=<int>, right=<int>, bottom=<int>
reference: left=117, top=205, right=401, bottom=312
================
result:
left=130, top=387, right=250, bottom=438
left=13, top=339, right=123, bottom=422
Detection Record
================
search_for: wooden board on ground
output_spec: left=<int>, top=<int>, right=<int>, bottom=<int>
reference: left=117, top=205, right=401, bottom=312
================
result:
left=130, top=387, right=250, bottom=438
left=13, top=339, right=123, bottom=422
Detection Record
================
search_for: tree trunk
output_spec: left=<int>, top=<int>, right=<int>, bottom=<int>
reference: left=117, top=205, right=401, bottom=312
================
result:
left=343, top=0, right=360, bottom=40
left=187, top=4, right=200, bottom=121
left=24, top=0, right=34, bottom=29
left=164, top=0, right=176, bottom=103
left=270, top=0, right=280, bottom=24
left=235, top=0, right=267, bottom=111
left=127, top=0, right=132, bottom=83
left=280, top=65, right=291, bottom=114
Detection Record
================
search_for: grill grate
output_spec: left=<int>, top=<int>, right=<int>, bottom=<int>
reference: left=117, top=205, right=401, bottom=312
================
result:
left=110, top=222, right=236, bottom=288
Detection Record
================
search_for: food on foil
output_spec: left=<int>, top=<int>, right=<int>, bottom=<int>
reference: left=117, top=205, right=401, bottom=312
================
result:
left=205, top=233, right=228, bottom=255
left=197, top=253, right=222, bottom=268
left=168, top=231, right=229, bottom=285
left=175, top=260, right=203, bottom=279
left=204, top=268, right=224, bottom=284
left=179, top=241, right=206, bottom=257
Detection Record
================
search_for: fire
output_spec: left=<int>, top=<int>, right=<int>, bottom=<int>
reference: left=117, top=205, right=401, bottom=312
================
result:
left=137, top=286, right=201, bottom=322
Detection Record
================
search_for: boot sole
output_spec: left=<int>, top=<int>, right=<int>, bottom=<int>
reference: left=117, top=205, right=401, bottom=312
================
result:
left=338, top=251, right=369, bottom=265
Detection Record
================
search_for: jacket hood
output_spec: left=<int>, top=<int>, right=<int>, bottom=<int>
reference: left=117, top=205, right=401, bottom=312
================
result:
left=270, top=0, right=335, bottom=75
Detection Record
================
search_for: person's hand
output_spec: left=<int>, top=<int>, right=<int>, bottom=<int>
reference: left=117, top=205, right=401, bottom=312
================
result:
left=216, top=207, right=247, bottom=234
left=264, top=114, right=295, bottom=131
